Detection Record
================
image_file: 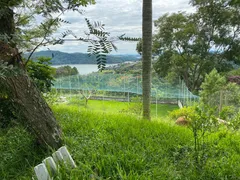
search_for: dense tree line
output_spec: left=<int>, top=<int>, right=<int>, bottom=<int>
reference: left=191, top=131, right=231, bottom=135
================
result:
left=55, top=65, right=78, bottom=78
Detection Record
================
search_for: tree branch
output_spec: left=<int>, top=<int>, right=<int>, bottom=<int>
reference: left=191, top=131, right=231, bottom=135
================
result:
left=25, top=12, right=64, bottom=66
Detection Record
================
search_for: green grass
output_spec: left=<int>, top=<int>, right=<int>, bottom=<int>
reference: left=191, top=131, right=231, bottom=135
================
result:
left=66, top=97, right=178, bottom=118
left=1, top=101, right=240, bottom=179
left=53, top=105, right=192, bottom=179
left=0, top=126, right=49, bottom=179
left=54, top=106, right=240, bottom=179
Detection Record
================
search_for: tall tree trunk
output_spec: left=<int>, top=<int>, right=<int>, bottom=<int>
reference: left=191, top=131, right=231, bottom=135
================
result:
left=142, top=0, right=152, bottom=120
left=0, top=7, right=62, bottom=149
left=0, top=8, right=15, bottom=38
left=2, top=74, right=62, bottom=149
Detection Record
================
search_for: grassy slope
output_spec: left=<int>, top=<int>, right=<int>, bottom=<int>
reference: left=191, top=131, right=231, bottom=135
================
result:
left=0, top=101, right=240, bottom=179
left=54, top=105, right=192, bottom=179
left=54, top=105, right=240, bottom=180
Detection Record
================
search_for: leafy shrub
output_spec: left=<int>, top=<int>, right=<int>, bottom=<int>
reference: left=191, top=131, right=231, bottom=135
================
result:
left=200, top=68, right=226, bottom=106
left=200, top=69, right=240, bottom=116
left=169, top=106, right=196, bottom=121
left=219, top=106, right=235, bottom=120
left=27, top=57, right=56, bottom=93
left=169, top=104, right=223, bottom=174
left=229, top=112, right=240, bottom=131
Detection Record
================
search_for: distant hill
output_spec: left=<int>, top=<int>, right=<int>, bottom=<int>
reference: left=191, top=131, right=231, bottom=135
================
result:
left=24, top=51, right=141, bottom=65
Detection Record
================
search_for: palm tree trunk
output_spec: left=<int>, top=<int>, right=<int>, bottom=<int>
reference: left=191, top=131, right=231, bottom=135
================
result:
left=142, top=0, right=152, bottom=120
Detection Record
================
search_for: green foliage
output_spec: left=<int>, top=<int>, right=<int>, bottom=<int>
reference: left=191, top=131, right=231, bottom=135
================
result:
left=32, top=0, right=95, bottom=16
left=169, top=106, right=196, bottom=121
left=229, top=111, right=240, bottom=131
left=225, top=82, right=240, bottom=106
left=226, top=68, right=240, bottom=76
left=219, top=106, right=235, bottom=120
left=84, top=18, right=116, bottom=70
left=118, top=34, right=140, bottom=42
left=171, top=104, right=225, bottom=174
left=200, top=69, right=240, bottom=116
left=200, top=69, right=226, bottom=105
left=27, top=57, right=56, bottom=93
left=171, top=102, right=238, bottom=170
left=190, top=105, right=219, bottom=167
left=152, top=0, right=240, bottom=92
left=0, top=0, right=23, bottom=8
left=77, top=19, right=139, bottom=71
left=0, top=126, right=49, bottom=179
left=55, top=65, right=78, bottom=78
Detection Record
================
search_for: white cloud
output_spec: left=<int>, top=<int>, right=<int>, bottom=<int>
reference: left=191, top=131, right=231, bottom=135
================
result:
left=39, top=0, right=194, bottom=54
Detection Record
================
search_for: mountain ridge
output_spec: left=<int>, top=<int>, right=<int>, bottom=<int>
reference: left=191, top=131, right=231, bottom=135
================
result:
left=24, top=50, right=141, bottom=65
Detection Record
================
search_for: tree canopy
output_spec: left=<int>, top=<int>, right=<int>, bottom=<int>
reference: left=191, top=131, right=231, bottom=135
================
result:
left=55, top=65, right=78, bottom=78
left=151, top=0, right=240, bottom=93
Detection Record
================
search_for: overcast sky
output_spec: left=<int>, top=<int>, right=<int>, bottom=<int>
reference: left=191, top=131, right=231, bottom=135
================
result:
left=39, top=0, right=195, bottom=55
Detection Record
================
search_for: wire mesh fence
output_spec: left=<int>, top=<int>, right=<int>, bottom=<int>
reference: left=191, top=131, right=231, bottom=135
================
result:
left=52, top=73, right=199, bottom=105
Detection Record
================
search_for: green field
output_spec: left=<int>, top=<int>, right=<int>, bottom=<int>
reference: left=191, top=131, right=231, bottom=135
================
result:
left=1, top=101, right=240, bottom=179
left=66, top=97, right=178, bottom=119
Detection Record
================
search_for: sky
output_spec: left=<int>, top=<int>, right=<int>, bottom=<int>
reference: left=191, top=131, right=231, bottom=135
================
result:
left=39, top=0, right=195, bottom=55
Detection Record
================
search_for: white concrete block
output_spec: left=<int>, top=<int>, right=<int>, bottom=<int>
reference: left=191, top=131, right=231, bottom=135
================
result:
left=34, top=163, right=51, bottom=180
left=52, top=150, right=64, bottom=164
left=43, top=157, right=57, bottom=176
left=58, top=146, right=77, bottom=168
